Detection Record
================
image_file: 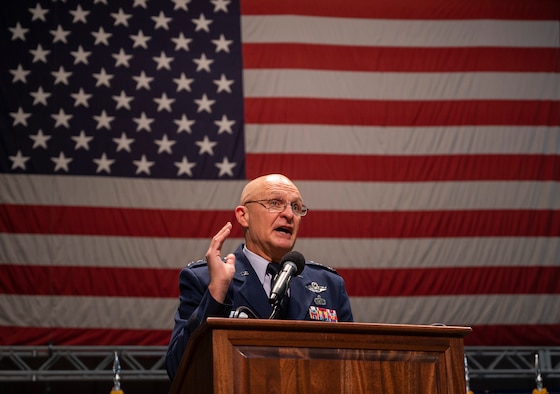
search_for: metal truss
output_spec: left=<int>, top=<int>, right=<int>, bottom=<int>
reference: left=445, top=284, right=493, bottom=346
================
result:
left=0, top=346, right=168, bottom=382
left=465, top=346, right=560, bottom=380
left=1, top=346, right=559, bottom=382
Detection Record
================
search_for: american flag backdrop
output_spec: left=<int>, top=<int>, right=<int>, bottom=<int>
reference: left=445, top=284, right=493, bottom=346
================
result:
left=1, top=0, right=559, bottom=347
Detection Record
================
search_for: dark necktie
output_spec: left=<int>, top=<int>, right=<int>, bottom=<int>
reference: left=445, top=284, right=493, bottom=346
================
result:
left=266, top=262, right=280, bottom=285
left=266, top=262, right=289, bottom=318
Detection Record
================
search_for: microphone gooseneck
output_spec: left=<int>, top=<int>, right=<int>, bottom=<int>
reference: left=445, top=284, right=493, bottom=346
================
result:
left=269, top=251, right=305, bottom=319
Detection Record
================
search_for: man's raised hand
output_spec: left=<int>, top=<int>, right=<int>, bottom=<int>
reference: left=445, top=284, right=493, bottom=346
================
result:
left=206, top=222, right=236, bottom=303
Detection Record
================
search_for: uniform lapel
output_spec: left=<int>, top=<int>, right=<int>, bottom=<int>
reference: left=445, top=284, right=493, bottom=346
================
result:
left=285, top=275, right=316, bottom=320
left=232, top=249, right=273, bottom=319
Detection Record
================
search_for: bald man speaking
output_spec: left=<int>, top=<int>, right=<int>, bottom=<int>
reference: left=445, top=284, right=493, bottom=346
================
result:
left=165, top=174, right=354, bottom=380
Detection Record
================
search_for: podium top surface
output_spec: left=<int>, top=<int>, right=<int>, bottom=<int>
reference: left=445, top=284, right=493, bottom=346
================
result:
left=202, top=317, right=472, bottom=338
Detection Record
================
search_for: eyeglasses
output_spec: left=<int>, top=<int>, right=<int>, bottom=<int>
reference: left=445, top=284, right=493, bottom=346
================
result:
left=244, top=198, right=308, bottom=217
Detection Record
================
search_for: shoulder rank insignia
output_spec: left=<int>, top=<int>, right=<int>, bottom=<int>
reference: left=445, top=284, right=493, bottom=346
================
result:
left=307, top=261, right=339, bottom=275
left=187, top=259, right=207, bottom=268
left=306, top=281, right=327, bottom=293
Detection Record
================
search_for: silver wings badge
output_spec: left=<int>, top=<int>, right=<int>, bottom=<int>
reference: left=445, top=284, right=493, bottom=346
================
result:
left=306, top=281, right=327, bottom=293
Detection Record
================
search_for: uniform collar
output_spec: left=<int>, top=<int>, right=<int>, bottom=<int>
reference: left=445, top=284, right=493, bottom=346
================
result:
left=242, top=245, right=270, bottom=286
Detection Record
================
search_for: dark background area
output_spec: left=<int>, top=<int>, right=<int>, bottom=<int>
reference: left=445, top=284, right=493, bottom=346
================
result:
left=0, top=380, right=171, bottom=394
left=1, top=377, right=559, bottom=394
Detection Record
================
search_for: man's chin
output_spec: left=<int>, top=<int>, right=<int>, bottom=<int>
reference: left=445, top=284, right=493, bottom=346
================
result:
left=272, top=240, right=295, bottom=256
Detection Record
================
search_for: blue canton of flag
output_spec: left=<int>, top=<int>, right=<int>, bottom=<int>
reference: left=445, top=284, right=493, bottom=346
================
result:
left=1, top=0, right=245, bottom=179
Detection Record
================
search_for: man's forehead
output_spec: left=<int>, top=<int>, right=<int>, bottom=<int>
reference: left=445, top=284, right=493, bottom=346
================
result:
left=265, top=184, right=301, bottom=199
left=241, top=174, right=302, bottom=203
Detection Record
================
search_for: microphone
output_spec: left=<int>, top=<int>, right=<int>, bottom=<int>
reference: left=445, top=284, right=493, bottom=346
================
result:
left=269, top=251, right=306, bottom=308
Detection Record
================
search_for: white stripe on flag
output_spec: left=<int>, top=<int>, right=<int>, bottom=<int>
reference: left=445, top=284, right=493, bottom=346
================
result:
left=0, top=295, right=176, bottom=330
left=241, top=16, right=558, bottom=48
left=244, top=70, right=560, bottom=100
left=2, top=294, right=558, bottom=329
left=245, top=125, right=560, bottom=155
left=350, top=294, right=560, bottom=325
left=2, top=175, right=559, bottom=211
left=2, top=234, right=558, bottom=269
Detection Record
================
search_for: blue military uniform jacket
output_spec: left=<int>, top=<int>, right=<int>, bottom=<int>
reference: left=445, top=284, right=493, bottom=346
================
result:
left=166, top=244, right=354, bottom=380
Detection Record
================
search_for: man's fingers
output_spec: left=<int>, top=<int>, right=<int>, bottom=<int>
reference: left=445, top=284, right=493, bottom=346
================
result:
left=210, top=222, right=232, bottom=247
left=207, top=222, right=232, bottom=259
left=206, top=227, right=236, bottom=303
left=224, top=253, right=236, bottom=267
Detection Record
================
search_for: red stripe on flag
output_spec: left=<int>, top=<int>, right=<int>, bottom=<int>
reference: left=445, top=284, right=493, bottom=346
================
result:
left=0, top=205, right=238, bottom=237
left=1, top=324, right=558, bottom=347
left=0, top=326, right=171, bottom=346
left=246, top=154, right=560, bottom=181
left=464, top=324, right=560, bottom=346
left=243, top=44, right=560, bottom=72
left=244, top=99, right=560, bottom=126
left=0, top=265, right=179, bottom=297
left=241, top=0, right=559, bottom=20
left=2, top=265, right=558, bottom=298
left=337, top=266, right=560, bottom=297
left=2, top=205, right=559, bottom=238
left=301, top=210, right=560, bottom=238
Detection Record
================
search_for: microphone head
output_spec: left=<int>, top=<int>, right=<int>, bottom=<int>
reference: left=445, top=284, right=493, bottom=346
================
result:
left=280, top=251, right=305, bottom=275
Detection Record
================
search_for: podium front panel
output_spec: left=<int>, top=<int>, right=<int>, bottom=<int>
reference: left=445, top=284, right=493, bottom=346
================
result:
left=170, top=319, right=470, bottom=394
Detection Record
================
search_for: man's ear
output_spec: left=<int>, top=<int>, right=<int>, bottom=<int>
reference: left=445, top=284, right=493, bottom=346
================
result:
left=235, top=205, right=248, bottom=227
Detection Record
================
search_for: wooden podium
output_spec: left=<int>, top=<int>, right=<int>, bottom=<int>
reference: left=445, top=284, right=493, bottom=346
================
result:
left=169, top=318, right=471, bottom=394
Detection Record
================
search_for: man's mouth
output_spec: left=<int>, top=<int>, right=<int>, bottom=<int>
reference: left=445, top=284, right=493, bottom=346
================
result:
left=275, top=226, right=293, bottom=235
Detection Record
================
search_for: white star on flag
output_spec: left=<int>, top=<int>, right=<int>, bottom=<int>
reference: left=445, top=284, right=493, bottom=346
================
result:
left=10, top=107, right=31, bottom=126
left=51, top=152, right=73, bottom=172
left=133, top=154, right=154, bottom=174
left=9, top=150, right=30, bottom=170
left=30, top=130, right=51, bottom=149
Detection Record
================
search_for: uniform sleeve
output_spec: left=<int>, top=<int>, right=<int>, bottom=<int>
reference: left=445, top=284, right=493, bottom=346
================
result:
left=336, top=274, right=354, bottom=322
left=165, top=265, right=232, bottom=380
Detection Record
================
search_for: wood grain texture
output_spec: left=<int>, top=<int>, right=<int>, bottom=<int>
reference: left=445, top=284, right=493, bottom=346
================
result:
left=170, top=319, right=471, bottom=394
